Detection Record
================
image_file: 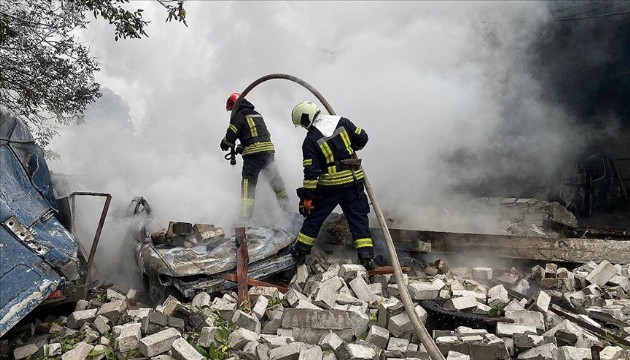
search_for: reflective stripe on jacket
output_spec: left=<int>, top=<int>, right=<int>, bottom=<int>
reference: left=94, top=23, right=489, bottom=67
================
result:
left=302, top=115, right=368, bottom=192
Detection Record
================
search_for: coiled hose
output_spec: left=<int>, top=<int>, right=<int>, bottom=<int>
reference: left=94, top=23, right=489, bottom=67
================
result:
left=231, top=73, right=445, bottom=360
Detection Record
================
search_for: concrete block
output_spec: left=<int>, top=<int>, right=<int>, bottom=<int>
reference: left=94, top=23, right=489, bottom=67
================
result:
left=516, top=343, right=557, bottom=359
left=312, top=277, right=345, bottom=309
left=67, top=308, right=98, bottom=329
left=259, top=334, right=293, bottom=349
left=97, top=299, right=128, bottom=321
left=599, top=346, right=627, bottom=360
left=504, top=310, right=545, bottom=333
left=74, top=299, right=90, bottom=311
left=298, top=345, right=323, bottom=360
left=142, top=310, right=169, bottom=335
left=529, top=290, right=551, bottom=312
left=42, top=343, right=62, bottom=357
left=335, top=343, right=376, bottom=360
left=127, top=307, right=151, bottom=321
left=387, top=306, right=427, bottom=337
left=281, top=308, right=368, bottom=342
left=496, top=322, right=537, bottom=337
left=249, top=286, right=281, bottom=304
left=171, top=337, right=204, bottom=360
left=338, top=264, right=367, bottom=282
left=191, top=292, right=211, bottom=309
left=472, top=267, right=493, bottom=280
left=609, top=275, right=630, bottom=292
left=116, top=323, right=142, bottom=353
left=13, top=344, right=38, bottom=360
left=139, top=327, right=181, bottom=357
left=446, top=351, right=470, bottom=360
left=349, top=276, right=378, bottom=304
left=488, top=285, right=509, bottom=307
left=232, top=310, right=261, bottom=334
left=551, top=346, right=591, bottom=360
left=408, top=281, right=441, bottom=300
left=387, top=337, right=410, bottom=352
left=444, top=296, right=480, bottom=311
left=94, top=315, right=110, bottom=335
left=268, top=342, right=306, bottom=360
left=586, top=261, right=618, bottom=287
left=106, top=288, right=126, bottom=301
left=365, top=325, right=389, bottom=349
left=228, top=328, right=259, bottom=350
left=252, top=295, right=269, bottom=320
left=197, top=326, right=218, bottom=347
left=61, top=342, right=93, bottom=360
left=318, top=332, right=343, bottom=352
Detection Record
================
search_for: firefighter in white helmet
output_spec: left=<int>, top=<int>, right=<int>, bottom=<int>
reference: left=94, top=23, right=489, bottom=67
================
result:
left=289, top=101, right=375, bottom=270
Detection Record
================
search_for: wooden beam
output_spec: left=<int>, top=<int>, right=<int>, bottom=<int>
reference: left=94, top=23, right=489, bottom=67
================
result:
left=373, top=228, right=630, bottom=264
left=235, top=227, right=250, bottom=310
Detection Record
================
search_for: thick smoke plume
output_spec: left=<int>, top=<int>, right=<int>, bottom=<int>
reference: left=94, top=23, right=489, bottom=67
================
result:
left=46, top=2, right=630, bottom=287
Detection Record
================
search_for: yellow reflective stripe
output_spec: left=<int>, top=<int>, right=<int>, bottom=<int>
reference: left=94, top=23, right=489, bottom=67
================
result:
left=241, top=199, right=255, bottom=205
left=242, top=179, right=249, bottom=200
left=328, top=166, right=337, bottom=174
left=320, top=142, right=334, bottom=164
left=297, top=232, right=316, bottom=246
left=340, top=130, right=353, bottom=155
left=318, top=169, right=364, bottom=186
left=275, top=189, right=288, bottom=198
left=354, top=238, right=373, bottom=248
left=355, top=127, right=362, bottom=134
left=242, top=142, right=274, bottom=155
left=229, top=124, right=238, bottom=133
left=247, top=116, right=258, bottom=137
left=303, top=159, right=313, bottom=167
left=303, top=179, right=318, bottom=189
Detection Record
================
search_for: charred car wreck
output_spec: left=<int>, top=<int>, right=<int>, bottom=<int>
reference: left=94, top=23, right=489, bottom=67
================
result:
left=126, top=197, right=297, bottom=303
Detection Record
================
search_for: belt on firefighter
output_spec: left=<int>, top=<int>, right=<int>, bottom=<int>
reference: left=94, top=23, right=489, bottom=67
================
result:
left=335, top=158, right=362, bottom=171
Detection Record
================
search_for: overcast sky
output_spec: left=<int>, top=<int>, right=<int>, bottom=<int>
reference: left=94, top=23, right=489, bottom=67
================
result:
left=49, top=1, right=565, bottom=240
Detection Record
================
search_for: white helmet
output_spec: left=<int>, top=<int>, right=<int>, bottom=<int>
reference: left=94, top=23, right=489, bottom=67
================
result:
left=291, top=101, right=320, bottom=129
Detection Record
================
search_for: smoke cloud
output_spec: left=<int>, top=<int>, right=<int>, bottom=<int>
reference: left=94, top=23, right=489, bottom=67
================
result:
left=46, top=2, right=627, bottom=287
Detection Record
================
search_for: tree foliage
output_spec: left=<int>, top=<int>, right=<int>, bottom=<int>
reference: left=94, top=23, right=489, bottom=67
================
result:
left=0, top=0, right=186, bottom=148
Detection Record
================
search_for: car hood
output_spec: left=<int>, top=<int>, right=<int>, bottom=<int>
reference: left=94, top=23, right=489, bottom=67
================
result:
left=143, top=226, right=293, bottom=277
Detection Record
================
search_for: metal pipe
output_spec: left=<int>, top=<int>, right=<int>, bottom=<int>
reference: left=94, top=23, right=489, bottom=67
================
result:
left=233, top=73, right=445, bottom=360
left=68, top=192, right=112, bottom=284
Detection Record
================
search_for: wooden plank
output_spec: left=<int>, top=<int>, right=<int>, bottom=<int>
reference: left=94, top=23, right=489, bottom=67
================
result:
left=374, top=228, right=630, bottom=264
left=235, top=227, right=250, bottom=310
left=219, top=273, right=289, bottom=294
left=368, top=266, right=411, bottom=276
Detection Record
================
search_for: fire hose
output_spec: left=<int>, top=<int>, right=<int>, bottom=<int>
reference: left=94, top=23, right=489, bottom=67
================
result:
left=231, top=74, right=445, bottom=360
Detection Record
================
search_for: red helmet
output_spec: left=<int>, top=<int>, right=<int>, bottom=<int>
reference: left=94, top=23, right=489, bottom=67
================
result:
left=226, top=92, right=240, bottom=111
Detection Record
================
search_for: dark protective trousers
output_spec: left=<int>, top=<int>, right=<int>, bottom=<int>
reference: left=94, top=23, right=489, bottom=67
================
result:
left=241, top=152, right=289, bottom=219
left=295, top=183, right=374, bottom=259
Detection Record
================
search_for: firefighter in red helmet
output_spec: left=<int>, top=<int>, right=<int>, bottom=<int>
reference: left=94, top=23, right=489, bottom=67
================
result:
left=221, top=93, right=289, bottom=219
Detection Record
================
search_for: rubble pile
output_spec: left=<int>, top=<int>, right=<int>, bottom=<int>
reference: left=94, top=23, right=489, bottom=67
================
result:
left=2, top=255, right=630, bottom=360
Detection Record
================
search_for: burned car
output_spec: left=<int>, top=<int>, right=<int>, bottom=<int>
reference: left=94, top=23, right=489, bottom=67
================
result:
left=125, top=197, right=297, bottom=303
left=548, top=153, right=627, bottom=217
left=0, top=113, right=110, bottom=337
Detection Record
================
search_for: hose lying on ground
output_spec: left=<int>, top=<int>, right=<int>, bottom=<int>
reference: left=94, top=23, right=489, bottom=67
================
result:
left=232, top=73, right=446, bottom=360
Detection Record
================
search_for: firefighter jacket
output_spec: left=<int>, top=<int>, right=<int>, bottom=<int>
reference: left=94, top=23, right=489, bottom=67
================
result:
left=301, top=114, right=368, bottom=195
left=222, top=99, right=275, bottom=156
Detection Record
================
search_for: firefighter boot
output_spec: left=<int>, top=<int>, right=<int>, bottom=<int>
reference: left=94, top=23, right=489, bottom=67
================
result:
left=360, top=257, right=376, bottom=271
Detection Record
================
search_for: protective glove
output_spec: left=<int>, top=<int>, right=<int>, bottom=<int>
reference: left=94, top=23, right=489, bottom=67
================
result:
left=296, top=187, right=315, bottom=217
left=299, top=198, right=314, bottom=217
left=235, top=144, right=244, bottom=155
left=220, top=139, right=230, bottom=151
